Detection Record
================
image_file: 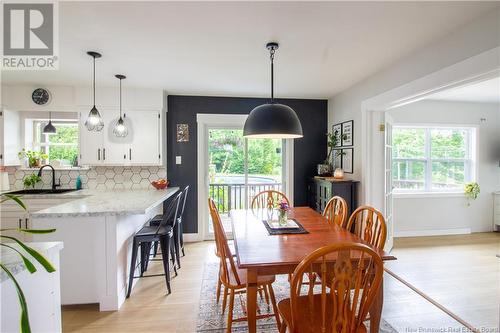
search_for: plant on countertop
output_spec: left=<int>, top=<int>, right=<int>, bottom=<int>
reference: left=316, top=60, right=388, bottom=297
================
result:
left=23, top=174, right=42, bottom=189
left=464, top=182, right=480, bottom=206
left=0, top=193, right=56, bottom=333
left=17, top=149, right=48, bottom=168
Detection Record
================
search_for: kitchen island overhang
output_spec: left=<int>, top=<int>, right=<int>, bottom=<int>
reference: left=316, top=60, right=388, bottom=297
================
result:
left=29, top=187, right=180, bottom=311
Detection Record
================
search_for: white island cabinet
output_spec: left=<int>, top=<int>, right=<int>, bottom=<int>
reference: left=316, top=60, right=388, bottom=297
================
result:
left=1, top=242, right=63, bottom=333
left=29, top=187, right=179, bottom=311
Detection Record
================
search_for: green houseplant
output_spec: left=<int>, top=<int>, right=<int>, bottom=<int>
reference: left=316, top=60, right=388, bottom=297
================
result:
left=17, top=149, right=48, bottom=168
left=317, top=129, right=346, bottom=176
left=23, top=174, right=42, bottom=189
left=464, top=182, right=480, bottom=206
left=0, top=193, right=56, bottom=333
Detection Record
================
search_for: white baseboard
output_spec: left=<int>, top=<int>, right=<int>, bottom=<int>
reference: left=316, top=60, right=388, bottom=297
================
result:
left=394, top=228, right=471, bottom=237
left=183, top=233, right=202, bottom=242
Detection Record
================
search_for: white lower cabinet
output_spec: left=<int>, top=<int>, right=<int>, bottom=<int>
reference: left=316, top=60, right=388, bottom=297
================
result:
left=79, top=109, right=162, bottom=166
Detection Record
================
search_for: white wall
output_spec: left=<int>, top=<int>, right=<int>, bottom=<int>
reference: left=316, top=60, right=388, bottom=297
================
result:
left=388, top=100, right=500, bottom=235
left=1, top=85, right=163, bottom=112
left=328, top=8, right=500, bottom=191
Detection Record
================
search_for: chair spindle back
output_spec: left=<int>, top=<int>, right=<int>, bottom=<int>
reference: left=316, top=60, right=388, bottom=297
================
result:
left=322, top=196, right=348, bottom=228
left=346, top=206, right=387, bottom=250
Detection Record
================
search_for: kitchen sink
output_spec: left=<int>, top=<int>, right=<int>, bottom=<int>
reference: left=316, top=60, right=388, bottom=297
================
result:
left=5, top=189, right=80, bottom=195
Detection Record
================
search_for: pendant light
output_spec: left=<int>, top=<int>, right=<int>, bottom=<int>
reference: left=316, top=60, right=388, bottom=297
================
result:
left=113, top=74, right=128, bottom=137
left=42, top=112, right=56, bottom=134
left=85, top=51, right=104, bottom=131
left=243, top=42, right=303, bottom=139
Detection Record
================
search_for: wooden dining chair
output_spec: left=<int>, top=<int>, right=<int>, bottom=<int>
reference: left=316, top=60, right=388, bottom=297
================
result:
left=208, top=198, right=281, bottom=332
left=251, top=190, right=290, bottom=210
left=278, top=242, right=384, bottom=333
left=322, top=196, right=348, bottom=228
left=346, top=206, right=387, bottom=250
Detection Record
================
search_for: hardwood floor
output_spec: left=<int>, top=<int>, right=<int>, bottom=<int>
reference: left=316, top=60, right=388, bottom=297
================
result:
left=62, top=233, right=499, bottom=332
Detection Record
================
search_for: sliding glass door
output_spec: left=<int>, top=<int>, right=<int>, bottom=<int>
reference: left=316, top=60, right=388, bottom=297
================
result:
left=198, top=114, right=287, bottom=239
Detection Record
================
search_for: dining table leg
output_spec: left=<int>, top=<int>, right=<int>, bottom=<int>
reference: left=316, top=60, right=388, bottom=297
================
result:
left=370, top=276, right=384, bottom=333
left=246, top=268, right=258, bottom=333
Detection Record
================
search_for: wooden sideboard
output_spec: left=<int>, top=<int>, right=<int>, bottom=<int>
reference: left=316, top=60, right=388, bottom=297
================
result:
left=308, top=178, right=359, bottom=216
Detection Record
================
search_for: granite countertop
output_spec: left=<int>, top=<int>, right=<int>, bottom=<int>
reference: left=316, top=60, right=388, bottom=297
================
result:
left=1, top=242, right=63, bottom=282
left=28, top=187, right=179, bottom=218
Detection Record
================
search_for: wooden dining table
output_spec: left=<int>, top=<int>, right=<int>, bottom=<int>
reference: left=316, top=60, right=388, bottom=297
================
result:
left=230, top=206, right=397, bottom=333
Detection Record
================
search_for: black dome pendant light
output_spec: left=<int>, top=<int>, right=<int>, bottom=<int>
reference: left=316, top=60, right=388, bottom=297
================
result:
left=113, top=74, right=128, bottom=137
left=42, top=112, right=56, bottom=134
left=85, top=51, right=104, bottom=131
left=243, top=42, right=303, bottom=139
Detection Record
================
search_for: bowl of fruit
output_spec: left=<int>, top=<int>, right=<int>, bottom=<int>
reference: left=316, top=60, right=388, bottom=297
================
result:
left=151, top=178, right=169, bottom=190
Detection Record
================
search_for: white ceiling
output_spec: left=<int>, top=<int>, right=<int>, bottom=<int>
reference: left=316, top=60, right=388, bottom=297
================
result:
left=2, top=1, right=498, bottom=99
left=427, top=77, right=500, bottom=103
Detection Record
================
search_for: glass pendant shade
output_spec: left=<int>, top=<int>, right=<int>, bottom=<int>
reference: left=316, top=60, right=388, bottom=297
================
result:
left=85, top=51, right=103, bottom=132
left=85, top=105, right=104, bottom=131
left=113, top=74, right=128, bottom=137
left=243, top=42, right=303, bottom=139
left=43, top=112, right=57, bottom=134
left=113, top=117, right=128, bottom=137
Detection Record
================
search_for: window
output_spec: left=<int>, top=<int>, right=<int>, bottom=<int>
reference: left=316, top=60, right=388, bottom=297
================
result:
left=392, top=126, right=475, bottom=193
left=32, top=120, right=79, bottom=166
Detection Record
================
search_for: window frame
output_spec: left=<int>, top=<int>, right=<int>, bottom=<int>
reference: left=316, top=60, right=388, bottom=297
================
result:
left=31, top=119, right=79, bottom=165
left=392, top=124, right=477, bottom=195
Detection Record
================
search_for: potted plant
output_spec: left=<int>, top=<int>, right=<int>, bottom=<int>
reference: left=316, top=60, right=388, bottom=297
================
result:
left=464, top=182, right=480, bottom=206
left=18, top=149, right=48, bottom=168
left=318, top=129, right=346, bottom=176
left=0, top=193, right=56, bottom=333
left=23, top=174, right=42, bottom=189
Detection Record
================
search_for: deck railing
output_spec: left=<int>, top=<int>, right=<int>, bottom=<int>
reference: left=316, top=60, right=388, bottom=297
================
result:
left=209, top=183, right=282, bottom=214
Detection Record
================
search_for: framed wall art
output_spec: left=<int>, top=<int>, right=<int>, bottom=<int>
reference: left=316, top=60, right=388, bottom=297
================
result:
left=332, top=123, right=342, bottom=147
left=341, top=148, right=353, bottom=173
left=177, top=124, right=189, bottom=142
left=341, top=120, right=353, bottom=146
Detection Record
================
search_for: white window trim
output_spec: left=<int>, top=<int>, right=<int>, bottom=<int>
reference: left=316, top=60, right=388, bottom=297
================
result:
left=392, top=124, right=478, bottom=195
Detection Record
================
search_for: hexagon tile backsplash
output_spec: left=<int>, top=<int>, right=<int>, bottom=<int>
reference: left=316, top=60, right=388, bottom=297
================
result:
left=5, top=166, right=167, bottom=191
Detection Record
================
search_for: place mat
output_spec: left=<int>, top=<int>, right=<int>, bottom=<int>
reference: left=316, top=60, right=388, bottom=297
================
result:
left=261, top=218, right=309, bottom=235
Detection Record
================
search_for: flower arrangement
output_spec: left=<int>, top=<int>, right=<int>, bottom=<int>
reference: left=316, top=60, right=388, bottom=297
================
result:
left=464, top=182, right=480, bottom=206
left=277, top=199, right=290, bottom=226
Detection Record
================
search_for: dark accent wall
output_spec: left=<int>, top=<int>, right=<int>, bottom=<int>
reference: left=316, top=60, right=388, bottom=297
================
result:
left=167, top=95, right=327, bottom=233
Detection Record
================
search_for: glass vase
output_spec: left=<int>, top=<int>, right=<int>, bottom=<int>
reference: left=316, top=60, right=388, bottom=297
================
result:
left=278, top=210, right=287, bottom=227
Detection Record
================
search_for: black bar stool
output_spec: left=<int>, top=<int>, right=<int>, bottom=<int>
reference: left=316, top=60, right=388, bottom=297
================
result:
left=126, top=191, right=182, bottom=298
left=150, top=185, right=189, bottom=268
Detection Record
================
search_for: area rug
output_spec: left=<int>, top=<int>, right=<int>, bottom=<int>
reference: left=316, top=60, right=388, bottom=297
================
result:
left=196, top=263, right=397, bottom=333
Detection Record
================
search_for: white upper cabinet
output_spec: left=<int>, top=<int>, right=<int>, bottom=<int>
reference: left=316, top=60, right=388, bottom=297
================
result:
left=79, top=109, right=162, bottom=166
left=0, top=109, right=22, bottom=166
left=124, top=110, right=161, bottom=165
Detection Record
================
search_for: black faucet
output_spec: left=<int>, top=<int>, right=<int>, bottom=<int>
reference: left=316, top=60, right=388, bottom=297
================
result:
left=37, top=165, right=60, bottom=191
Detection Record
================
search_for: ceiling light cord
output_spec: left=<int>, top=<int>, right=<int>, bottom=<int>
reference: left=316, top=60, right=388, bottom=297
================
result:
left=270, top=47, right=275, bottom=104
left=119, top=78, right=122, bottom=118
left=93, top=56, right=96, bottom=106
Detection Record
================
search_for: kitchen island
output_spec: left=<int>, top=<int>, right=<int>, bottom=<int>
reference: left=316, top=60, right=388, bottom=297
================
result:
left=28, top=187, right=179, bottom=311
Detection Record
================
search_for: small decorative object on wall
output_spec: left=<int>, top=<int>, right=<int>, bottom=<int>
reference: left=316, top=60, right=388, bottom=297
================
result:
left=332, top=124, right=342, bottom=147
left=32, top=88, right=51, bottom=105
left=464, top=182, right=480, bottom=206
left=341, top=120, right=353, bottom=146
left=341, top=148, right=353, bottom=173
left=177, top=124, right=189, bottom=142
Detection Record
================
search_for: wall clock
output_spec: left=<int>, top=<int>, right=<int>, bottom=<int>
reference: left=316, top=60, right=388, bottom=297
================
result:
left=32, top=88, right=51, bottom=105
